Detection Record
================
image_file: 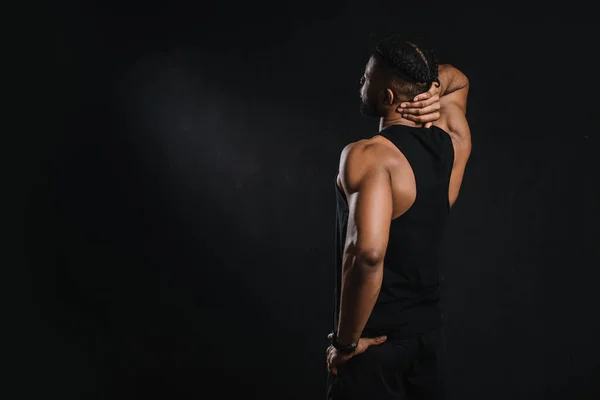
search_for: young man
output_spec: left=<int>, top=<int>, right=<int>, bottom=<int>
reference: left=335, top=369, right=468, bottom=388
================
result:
left=326, top=34, right=471, bottom=400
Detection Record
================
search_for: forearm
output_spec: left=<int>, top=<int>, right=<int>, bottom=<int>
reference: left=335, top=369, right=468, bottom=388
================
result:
left=438, top=64, right=469, bottom=97
left=336, top=257, right=383, bottom=346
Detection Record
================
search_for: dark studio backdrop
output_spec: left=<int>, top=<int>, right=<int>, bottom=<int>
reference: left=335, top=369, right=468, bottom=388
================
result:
left=22, top=2, right=598, bottom=399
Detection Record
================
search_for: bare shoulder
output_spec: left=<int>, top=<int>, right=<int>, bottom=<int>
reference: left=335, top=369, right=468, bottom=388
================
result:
left=339, top=137, right=392, bottom=169
left=338, top=137, right=392, bottom=192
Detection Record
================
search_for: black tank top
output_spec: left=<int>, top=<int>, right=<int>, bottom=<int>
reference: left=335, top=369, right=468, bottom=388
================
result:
left=333, top=124, right=455, bottom=339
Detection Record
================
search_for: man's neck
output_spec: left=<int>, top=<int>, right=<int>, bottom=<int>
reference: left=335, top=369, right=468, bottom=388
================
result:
left=378, top=115, right=422, bottom=132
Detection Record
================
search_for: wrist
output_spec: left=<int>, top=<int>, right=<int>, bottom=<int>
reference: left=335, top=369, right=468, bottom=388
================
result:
left=331, top=332, right=358, bottom=354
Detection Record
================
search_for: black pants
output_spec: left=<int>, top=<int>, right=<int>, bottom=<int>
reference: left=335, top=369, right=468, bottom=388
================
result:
left=326, top=327, right=446, bottom=400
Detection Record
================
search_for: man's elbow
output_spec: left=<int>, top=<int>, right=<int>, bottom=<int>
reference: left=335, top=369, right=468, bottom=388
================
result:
left=355, top=248, right=385, bottom=268
left=454, top=69, right=469, bottom=91
left=442, top=64, right=469, bottom=89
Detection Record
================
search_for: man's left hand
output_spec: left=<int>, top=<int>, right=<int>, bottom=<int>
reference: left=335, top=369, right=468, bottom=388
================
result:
left=325, top=332, right=387, bottom=376
left=396, top=82, right=441, bottom=128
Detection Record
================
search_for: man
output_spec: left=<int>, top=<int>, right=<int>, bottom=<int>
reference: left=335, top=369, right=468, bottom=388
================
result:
left=326, top=34, right=471, bottom=400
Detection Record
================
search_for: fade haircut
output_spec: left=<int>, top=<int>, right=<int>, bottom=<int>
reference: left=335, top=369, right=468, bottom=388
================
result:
left=373, top=34, right=440, bottom=101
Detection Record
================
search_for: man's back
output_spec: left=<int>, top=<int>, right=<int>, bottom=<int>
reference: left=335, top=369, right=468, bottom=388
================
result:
left=333, top=125, right=455, bottom=339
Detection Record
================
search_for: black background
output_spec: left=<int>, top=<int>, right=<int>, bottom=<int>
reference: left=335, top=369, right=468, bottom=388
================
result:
left=21, top=2, right=598, bottom=399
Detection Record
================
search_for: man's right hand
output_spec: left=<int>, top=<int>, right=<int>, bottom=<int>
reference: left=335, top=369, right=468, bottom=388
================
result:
left=396, top=83, right=441, bottom=128
left=326, top=333, right=387, bottom=376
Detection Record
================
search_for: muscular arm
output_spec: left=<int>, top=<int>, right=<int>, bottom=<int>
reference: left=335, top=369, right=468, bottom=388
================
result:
left=335, top=143, right=393, bottom=346
left=398, top=64, right=470, bottom=132
left=398, top=64, right=471, bottom=206
left=436, top=64, right=472, bottom=206
left=436, top=64, right=471, bottom=144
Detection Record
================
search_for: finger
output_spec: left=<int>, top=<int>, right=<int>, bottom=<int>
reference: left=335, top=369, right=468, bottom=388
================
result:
left=413, top=83, right=438, bottom=101
left=327, top=333, right=333, bottom=340
left=410, top=92, right=440, bottom=108
left=377, top=335, right=388, bottom=343
left=404, top=111, right=441, bottom=124
left=399, top=94, right=440, bottom=111
left=424, top=122, right=433, bottom=128
left=326, top=345, right=334, bottom=356
left=326, top=356, right=338, bottom=376
left=359, top=335, right=388, bottom=351
left=401, top=103, right=440, bottom=118
left=422, top=82, right=440, bottom=98
left=400, top=102, right=440, bottom=117
left=370, top=335, right=387, bottom=345
left=411, top=90, right=432, bottom=102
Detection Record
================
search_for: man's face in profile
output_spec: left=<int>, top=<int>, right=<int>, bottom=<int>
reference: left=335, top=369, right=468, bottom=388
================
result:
left=359, top=56, right=380, bottom=118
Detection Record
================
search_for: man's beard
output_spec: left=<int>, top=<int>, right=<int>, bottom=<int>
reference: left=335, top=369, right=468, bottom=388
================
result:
left=359, top=99, right=378, bottom=117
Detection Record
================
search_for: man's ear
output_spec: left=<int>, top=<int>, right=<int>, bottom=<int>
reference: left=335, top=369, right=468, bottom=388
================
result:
left=383, top=88, right=395, bottom=106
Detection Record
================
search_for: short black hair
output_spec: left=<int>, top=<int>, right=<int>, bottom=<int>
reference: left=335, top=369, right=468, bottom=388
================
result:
left=373, top=34, right=439, bottom=100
